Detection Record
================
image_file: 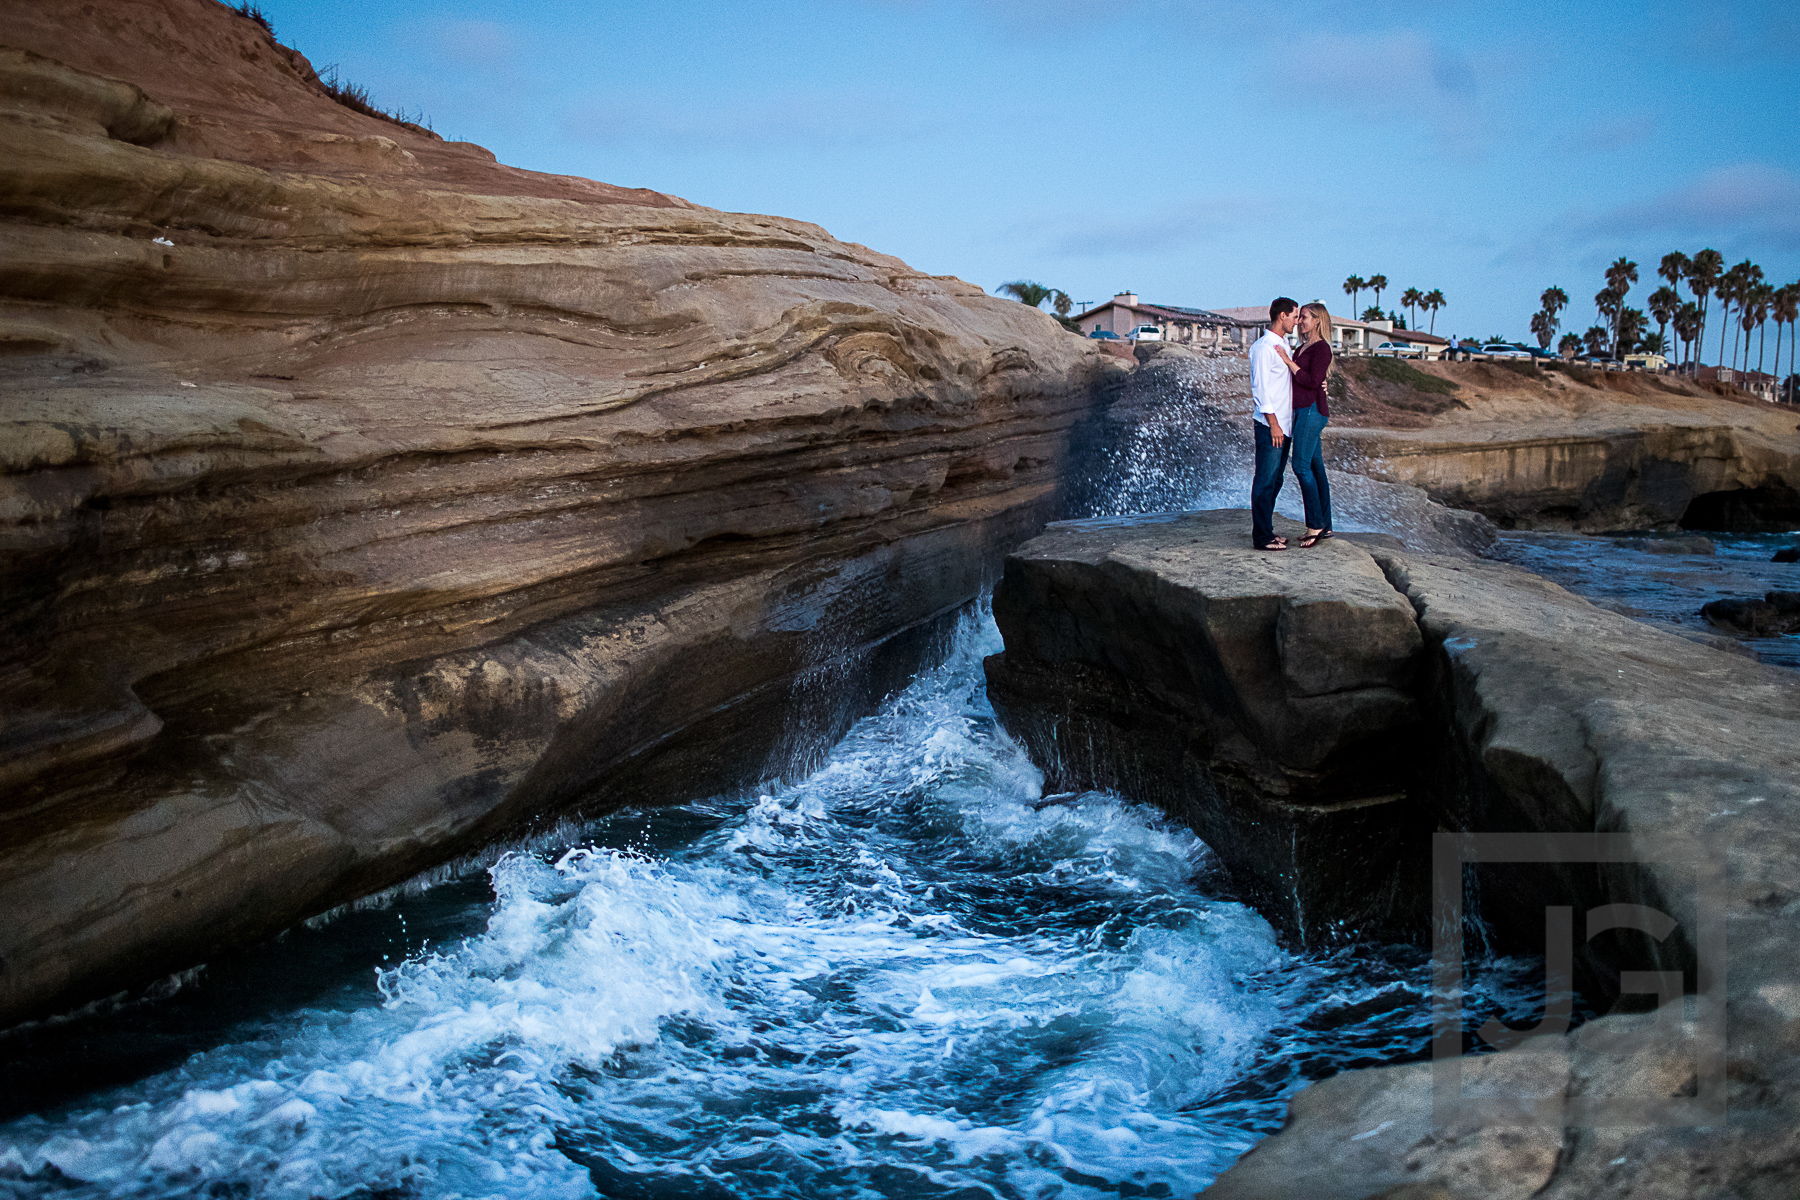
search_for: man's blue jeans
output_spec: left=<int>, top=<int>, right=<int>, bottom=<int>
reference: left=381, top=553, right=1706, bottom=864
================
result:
left=1289, top=404, right=1333, bottom=532
left=1251, top=418, right=1290, bottom=546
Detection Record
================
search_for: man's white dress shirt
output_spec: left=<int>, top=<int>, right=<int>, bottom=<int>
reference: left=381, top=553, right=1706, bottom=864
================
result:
left=1249, top=328, right=1293, bottom=434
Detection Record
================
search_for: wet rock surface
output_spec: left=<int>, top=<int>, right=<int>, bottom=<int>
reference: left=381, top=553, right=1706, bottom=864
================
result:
left=1701, top=591, right=1800, bottom=635
left=985, top=508, right=1800, bottom=1198
left=984, top=510, right=1432, bottom=943
left=0, top=0, right=1116, bottom=1026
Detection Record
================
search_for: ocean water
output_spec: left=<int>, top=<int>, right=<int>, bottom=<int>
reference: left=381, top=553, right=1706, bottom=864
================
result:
left=0, top=614, right=1549, bottom=1199
left=1, top=357, right=1658, bottom=1200
left=1491, top=529, right=1800, bottom=671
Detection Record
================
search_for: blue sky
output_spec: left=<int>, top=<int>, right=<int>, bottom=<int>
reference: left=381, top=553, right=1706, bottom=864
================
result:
left=265, top=0, right=1799, bottom=351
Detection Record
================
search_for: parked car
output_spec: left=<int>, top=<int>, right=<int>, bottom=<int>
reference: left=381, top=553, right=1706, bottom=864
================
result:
left=1127, top=325, right=1164, bottom=342
left=1447, top=343, right=1484, bottom=361
left=1373, top=340, right=1422, bottom=359
left=1088, top=329, right=1121, bottom=340
left=1481, top=343, right=1533, bottom=359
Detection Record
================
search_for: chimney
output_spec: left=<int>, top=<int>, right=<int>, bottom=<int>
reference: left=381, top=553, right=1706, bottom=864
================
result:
left=1113, top=292, right=1138, bottom=307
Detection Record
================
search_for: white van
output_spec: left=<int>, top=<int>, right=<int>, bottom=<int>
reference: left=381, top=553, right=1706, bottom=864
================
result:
left=1127, top=325, right=1164, bottom=341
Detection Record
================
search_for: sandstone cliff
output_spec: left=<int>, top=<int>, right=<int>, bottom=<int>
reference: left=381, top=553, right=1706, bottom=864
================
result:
left=1333, top=362, right=1800, bottom=531
left=0, top=0, right=1115, bottom=1027
left=985, top=510, right=1800, bottom=1198
left=1194, top=353, right=1800, bottom=531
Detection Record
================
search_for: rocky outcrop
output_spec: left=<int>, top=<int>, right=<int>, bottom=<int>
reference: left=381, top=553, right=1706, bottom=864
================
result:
left=1340, top=423, right=1800, bottom=531
left=984, top=513, right=1430, bottom=942
left=985, top=509, right=1800, bottom=1197
left=1702, top=591, right=1800, bottom=635
left=1327, top=383, right=1800, bottom=532
left=1184, top=354, right=1800, bottom=532
left=0, top=0, right=1117, bottom=1027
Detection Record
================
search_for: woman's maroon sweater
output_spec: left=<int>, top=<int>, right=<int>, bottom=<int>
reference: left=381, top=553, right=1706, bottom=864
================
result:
left=1293, top=340, right=1331, bottom=419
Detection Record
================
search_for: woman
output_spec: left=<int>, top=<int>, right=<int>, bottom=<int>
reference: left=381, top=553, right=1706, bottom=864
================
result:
left=1284, top=303, right=1335, bottom=547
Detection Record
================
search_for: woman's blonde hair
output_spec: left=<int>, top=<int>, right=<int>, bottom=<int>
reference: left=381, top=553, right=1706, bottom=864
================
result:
left=1302, top=302, right=1334, bottom=346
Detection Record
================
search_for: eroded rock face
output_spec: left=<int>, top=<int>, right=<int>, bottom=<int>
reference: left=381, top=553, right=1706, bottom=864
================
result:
left=984, top=511, right=1432, bottom=943
left=0, top=0, right=1118, bottom=1026
left=1336, top=417, right=1800, bottom=532
left=984, top=507, right=1800, bottom=1197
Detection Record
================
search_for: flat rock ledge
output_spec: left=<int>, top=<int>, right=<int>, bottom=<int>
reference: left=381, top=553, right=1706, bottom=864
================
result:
left=983, top=508, right=1800, bottom=1198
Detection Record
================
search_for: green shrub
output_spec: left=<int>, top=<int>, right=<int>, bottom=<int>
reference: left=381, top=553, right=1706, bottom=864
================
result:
left=1363, top=356, right=1460, bottom=396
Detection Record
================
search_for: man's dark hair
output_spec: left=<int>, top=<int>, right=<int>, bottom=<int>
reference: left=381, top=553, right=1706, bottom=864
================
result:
left=1269, top=297, right=1298, bottom=322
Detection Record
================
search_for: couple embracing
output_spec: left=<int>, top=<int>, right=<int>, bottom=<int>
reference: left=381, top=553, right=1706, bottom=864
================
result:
left=1248, top=296, right=1334, bottom=551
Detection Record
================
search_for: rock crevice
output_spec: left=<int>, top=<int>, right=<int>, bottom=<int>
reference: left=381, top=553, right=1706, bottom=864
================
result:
left=983, top=508, right=1800, bottom=1198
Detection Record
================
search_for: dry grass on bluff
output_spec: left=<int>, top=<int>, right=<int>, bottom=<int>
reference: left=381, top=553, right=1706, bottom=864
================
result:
left=1327, top=355, right=1761, bottom=428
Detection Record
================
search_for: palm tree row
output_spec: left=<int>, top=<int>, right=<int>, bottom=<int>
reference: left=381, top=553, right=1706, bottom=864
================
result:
left=1345, top=274, right=1446, bottom=333
left=1531, top=250, right=1799, bottom=394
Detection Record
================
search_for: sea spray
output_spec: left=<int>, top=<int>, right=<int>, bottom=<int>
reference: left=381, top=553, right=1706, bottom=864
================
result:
left=0, top=611, right=1547, bottom=1198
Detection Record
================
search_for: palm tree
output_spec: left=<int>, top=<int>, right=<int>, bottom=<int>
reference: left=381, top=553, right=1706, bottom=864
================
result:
left=1639, top=331, right=1667, bottom=356
left=1715, top=263, right=1742, bottom=373
left=1718, top=261, right=1761, bottom=373
left=1673, top=301, right=1701, bottom=371
left=1401, top=287, right=1422, bottom=329
left=1422, top=288, right=1445, bottom=334
left=996, top=280, right=1057, bottom=309
left=1540, top=286, right=1568, bottom=323
left=1773, top=284, right=1798, bottom=393
left=1791, top=282, right=1800, bottom=396
left=1052, top=290, right=1073, bottom=318
left=1747, top=283, right=1772, bottom=375
left=1583, top=325, right=1610, bottom=356
left=1647, top=286, right=1679, bottom=359
left=1738, top=264, right=1765, bottom=373
left=1530, top=310, right=1557, bottom=350
left=1617, top=307, right=1647, bottom=355
left=1368, top=274, right=1388, bottom=314
left=1558, top=332, right=1583, bottom=359
left=1604, top=257, right=1638, bottom=356
left=1594, top=287, right=1621, bottom=355
left=1687, top=249, right=1723, bottom=374
left=1658, top=251, right=1690, bottom=306
left=1343, top=275, right=1366, bottom=318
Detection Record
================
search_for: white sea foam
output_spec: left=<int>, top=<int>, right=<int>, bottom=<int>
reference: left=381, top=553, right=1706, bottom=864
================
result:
left=2, top=612, right=1449, bottom=1200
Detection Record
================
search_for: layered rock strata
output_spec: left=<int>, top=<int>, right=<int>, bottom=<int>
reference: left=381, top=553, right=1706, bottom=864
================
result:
left=984, top=512, right=1431, bottom=943
left=0, top=0, right=1116, bottom=1027
left=1195, top=354, right=1800, bottom=532
left=984, top=508, right=1800, bottom=1198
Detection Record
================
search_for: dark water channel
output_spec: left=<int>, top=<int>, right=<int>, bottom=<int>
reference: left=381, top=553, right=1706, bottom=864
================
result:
left=5, top=358, right=1784, bottom=1199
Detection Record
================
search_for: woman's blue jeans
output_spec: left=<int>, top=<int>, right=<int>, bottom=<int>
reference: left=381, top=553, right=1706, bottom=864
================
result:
left=1289, top=404, right=1332, bottom=531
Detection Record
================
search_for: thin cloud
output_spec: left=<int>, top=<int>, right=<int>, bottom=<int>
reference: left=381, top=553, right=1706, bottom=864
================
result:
left=1555, top=112, right=1657, bottom=156
left=427, top=19, right=519, bottom=68
left=1273, top=30, right=1473, bottom=110
left=1496, top=163, right=1800, bottom=268
left=558, top=94, right=952, bottom=150
left=1582, top=163, right=1800, bottom=249
left=1045, top=197, right=1272, bottom=258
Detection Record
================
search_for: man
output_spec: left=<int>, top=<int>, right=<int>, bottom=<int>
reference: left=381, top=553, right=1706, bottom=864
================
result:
left=1249, top=297, right=1300, bottom=550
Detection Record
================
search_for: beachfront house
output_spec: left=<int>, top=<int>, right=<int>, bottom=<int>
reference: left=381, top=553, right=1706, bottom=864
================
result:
left=1205, top=306, right=1452, bottom=357
left=1073, top=294, right=1262, bottom=351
